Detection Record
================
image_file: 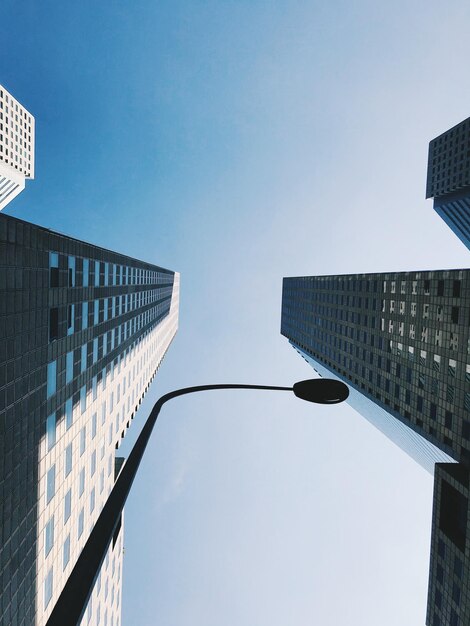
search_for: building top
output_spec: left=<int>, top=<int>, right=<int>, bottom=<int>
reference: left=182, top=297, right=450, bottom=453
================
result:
left=426, top=116, right=470, bottom=199
left=0, top=211, right=175, bottom=274
left=281, top=269, right=470, bottom=469
left=0, top=84, right=35, bottom=179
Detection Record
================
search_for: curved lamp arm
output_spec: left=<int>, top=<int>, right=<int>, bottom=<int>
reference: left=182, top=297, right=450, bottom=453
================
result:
left=45, top=379, right=348, bottom=626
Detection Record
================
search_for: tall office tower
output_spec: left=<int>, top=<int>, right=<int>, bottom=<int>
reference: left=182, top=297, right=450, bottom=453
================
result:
left=0, top=213, right=179, bottom=626
left=0, top=85, right=35, bottom=210
left=426, top=117, right=470, bottom=251
left=281, top=269, right=470, bottom=626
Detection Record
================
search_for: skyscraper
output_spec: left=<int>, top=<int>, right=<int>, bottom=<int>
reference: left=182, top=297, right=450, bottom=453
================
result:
left=426, top=117, right=470, bottom=251
left=0, top=212, right=179, bottom=626
left=0, top=85, right=35, bottom=210
left=281, top=269, right=469, bottom=626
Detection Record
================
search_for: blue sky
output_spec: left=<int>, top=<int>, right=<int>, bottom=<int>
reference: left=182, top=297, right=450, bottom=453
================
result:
left=2, top=1, right=470, bottom=625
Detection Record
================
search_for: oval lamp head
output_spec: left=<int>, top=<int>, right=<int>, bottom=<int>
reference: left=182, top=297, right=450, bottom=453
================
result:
left=293, top=378, right=349, bottom=404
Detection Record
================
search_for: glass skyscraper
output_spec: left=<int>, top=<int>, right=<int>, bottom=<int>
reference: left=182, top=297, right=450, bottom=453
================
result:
left=0, top=212, right=179, bottom=626
left=281, top=269, right=469, bottom=626
left=426, top=116, right=470, bottom=251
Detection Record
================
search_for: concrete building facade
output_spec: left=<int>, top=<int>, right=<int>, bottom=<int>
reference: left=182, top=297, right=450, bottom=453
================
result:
left=0, top=85, right=35, bottom=211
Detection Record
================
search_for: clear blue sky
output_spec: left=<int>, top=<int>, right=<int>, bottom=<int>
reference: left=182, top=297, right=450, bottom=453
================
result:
left=2, top=1, right=470, bottom=625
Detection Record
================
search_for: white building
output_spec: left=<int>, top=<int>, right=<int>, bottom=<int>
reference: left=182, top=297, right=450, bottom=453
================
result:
left=38, top=268, right=180, bottom=626
left=0, top=84, right=35, bottom=210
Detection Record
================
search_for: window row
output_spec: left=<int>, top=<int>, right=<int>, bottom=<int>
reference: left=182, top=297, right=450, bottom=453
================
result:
left=49, top=251, right=169, bottom=288
left=50, top=290, right=169, bottom=341
left=45, top=449, right=114, bottom=510
left=47, top=310, right=164, bottom=400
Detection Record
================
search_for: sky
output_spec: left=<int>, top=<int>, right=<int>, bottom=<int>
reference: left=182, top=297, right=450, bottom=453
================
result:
left=2, top=1, right=470, bottom=625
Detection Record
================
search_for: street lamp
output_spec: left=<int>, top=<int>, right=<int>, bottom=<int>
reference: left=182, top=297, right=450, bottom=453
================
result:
left=45, top=378, right=349, bottom=626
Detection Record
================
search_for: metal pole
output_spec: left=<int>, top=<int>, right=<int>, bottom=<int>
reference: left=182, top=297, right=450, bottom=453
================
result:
left=45, top=384, right=293, bottom=626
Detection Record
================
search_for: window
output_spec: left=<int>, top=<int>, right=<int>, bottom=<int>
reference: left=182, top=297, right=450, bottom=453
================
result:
left=95, top=260, right=100, bottom=287
left=66, top=351, right=73, bottom=384
left=90, top=487, right=95, bottom=513
left=92, top=413, right=97, bottom=439
left=79, top=468, right=85, bottom=496
left=93, top=337, right=98, bottom=363
left=49, top=307, right=59, bottom=341
left=437, top=280, right=444, bottom=296
left=91, top=450, right=97, bottom=476
left=65, top=398, right=73, bottom=429
left=46, top=466, right=56, bottom=503
left=451, top=306, right=459, bottom=324
left=80, top=386, right=87, bottom=413
left=45, top=516, right=54, bottom=556
left=83, top=258, right=89, bottom=287
left=80, top=427, right=86, bottom=456
left=65, top=443, right=72, bottom=477
left=64, top=489, right=72, bottom=522
left=82, top=301, right=88, bottom=330
left=68, top=256, right=76, bottom=287
left=449, top=359, right=456, bottom=377
left=67, top=304, right=75, bottom=335
left=78, top=508, right=84, bottom=538
left=453, top=280, right=461, bottom=297
left=44, top=567, right=53, bottom=608
left=49, top=252, right=59, bottom=287
left=81, top=344, right=87, bottom=373
left=94, top=300, right=99, bottom=325
left=447, top=385, right=455, bottom=404
left=46, top=413, right=56, bottom=451
left=63, top=535, right=71, bottom=570
left=47, top=361, right=57, bottom=398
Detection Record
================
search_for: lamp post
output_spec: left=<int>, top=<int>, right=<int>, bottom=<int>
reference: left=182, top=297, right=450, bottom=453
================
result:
left=45, top=378, right=349, bottom=626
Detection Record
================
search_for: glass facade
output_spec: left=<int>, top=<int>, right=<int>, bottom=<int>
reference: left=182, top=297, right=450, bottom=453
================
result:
left=281, top=268, right=470, bottom=626
left=0, top=212, right=180, bottom=626
left=294, top=345, right=453, bottom=473
left=426, top=117, right=470, bottom=251
left=281, top=269, right=470, bottom=467
left=427, top=464, right=470, bottom=626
